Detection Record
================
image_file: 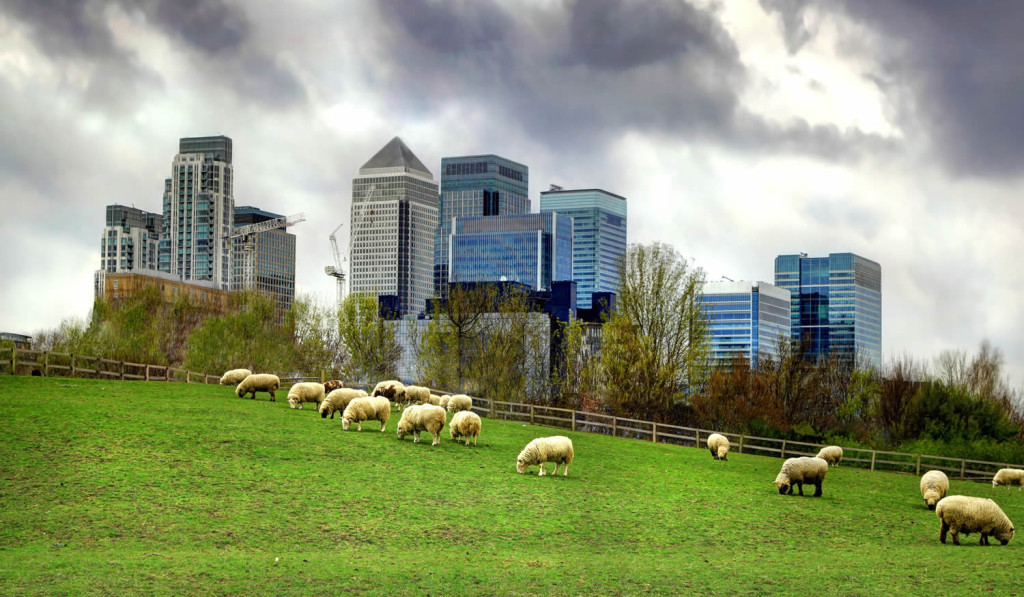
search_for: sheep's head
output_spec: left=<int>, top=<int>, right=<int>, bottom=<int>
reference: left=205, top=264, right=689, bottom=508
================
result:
left=235, top=385, right=244, bottom=397
left=321, top=408, right=330, bottom=419
left=341, top=417, right=351, bottom=431
left=288, top=398, right=299, bottom=409
left=516, top=458, right=527, bottom=474
left=397, top=423, right=409, bottom=440
left=774, top=480, right=791, bottom=495
left=923, top=491, right=940, bottom=510
left=997, top=526, right=1015, bottom=545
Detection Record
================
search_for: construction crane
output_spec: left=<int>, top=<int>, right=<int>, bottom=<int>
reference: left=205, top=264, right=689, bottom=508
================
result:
left=344, top=184, right=377, bottom=300
left=226, top=212, right=306, bottom=291
left=324, top=222, right=345, bottom=308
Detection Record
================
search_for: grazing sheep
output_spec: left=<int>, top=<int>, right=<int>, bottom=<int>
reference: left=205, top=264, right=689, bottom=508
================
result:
left=320, top=388, right=368, bottom=419
left=323, top=380, right=345, bottom=393
left=403, top=385, right=432, bottom=409
left=341, top=396, right=391, bottom=432
left=920, top=470, right=950, bottom=510
left=773, top=457, right=829, bottom=497
left=446, top=394, right=473, bottom=413
left=235, top=374, right=281, bottom=401
left=371, top=380, right=406, bottom=407
left=396, top=404, right=447, bottom=445
left=449, top=411, right=482, bottom=446
left=286, top=382, right=326, bottom=410
left=220, top=368, right=252, bottom=386
left=428, top=394, right=442, bottom=406
left=706, top=433, right=730, bottom=461
left=517, top=436, right=574, bottom=477
left=438, top=395, right=451, bottom=410
left=815, top=445, right=844, bottom=467
left=936, top=495, right=1015, bottom=546
left=992, top=468, right=1024, bottom=490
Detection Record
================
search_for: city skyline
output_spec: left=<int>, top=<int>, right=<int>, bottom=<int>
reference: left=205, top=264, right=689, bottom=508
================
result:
left=1, top=1, right=1023, bottom=385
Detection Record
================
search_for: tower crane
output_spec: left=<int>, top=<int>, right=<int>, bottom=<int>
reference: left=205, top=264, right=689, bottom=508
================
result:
left=344, top=184, right=377, bottom=300
left=226, top=212, right=306, bottom=291
left=324, top=221, right=345, bottom=308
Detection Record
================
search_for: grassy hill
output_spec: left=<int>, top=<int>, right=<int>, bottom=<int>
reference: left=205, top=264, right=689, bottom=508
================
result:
left=1, top=376, right=1020, bottom=595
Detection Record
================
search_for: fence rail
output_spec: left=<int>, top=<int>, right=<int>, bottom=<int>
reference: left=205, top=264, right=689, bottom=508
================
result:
left=0, top=348, right=221, bottom=385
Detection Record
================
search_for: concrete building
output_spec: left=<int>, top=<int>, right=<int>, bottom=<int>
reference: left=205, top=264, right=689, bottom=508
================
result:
left=774, top=252, right=882, bottom=368
left=159, top=135, right=234, bottom=290
left=96, top=270, right=231, bottom=312
left=435, top=154, right=529, bottom=297
left=350, top=137, right=438, bottom=317
left=231, top=206, right=297, bottom=312
left=540, top=188, right=627, bottom=309
left=95, top=204, right=163, bottom=298
left=701, top=281, right=792, bottom=369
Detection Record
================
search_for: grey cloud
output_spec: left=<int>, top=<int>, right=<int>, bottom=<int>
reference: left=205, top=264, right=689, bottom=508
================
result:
left=378, top=0, right=511, bottom=55
left=759, top=0, right=814, bottom=54
left=151, top=0, right=248, bottom=55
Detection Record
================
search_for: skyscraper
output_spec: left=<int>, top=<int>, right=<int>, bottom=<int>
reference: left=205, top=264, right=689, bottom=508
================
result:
left=701, top=281, right=792, bottom=369
left=449, top=212, right=573, bottom=292
left=435, top=155, right=529, bottom=297
left=350, top=137, right=438, bottom=317
left=232, top=206, right=297, bottom=312
left=94, top=204, right=163, bottom=299
left=774, top=252, right=882, bottom=368
left=159, top=135, right=234, bottom=290
left=539, top=188, right=627, bottom=308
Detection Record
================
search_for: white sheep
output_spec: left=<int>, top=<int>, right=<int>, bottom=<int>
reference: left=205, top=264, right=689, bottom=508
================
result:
left=320, top=388, right=368, bottom=419
left=936, top=495, right=1015, bottom=546
left=341, top=396, right=391, bottom=432
left=220, top=368, right=252, bottom=386
left=403, top=385, right=432, bottom=409
left=449, top=411, right=482, bottom=446
left=706, top=433, right=730, bottom=461
left=815, top=445, right=844, bottom=467
left=773, top=457, right=828, bottom=496
left=371, top=379, right=406, bottom=406
left=396, top=404, right=447, bottom=445
left=920, top=470, right=950, bottom=510
left=446, top=394, right=473, bottom=413
left=427, top=394, right=442, bottom=406
left=235, top=374, right=281, bottom=401
left=437, top=395, right=451, bottom=410
left=286, top=382, right=326, bottom=410
left=992, top=468, right=1024, bottom=490
left=516, top=436, right=574, bottom=476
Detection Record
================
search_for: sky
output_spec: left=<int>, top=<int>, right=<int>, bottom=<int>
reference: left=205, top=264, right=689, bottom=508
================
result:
left=1, top=0, right=1023, bottom=386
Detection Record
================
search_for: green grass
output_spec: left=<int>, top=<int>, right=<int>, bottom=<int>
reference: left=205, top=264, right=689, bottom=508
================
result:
left=1, top=376, right=1022, bottom=596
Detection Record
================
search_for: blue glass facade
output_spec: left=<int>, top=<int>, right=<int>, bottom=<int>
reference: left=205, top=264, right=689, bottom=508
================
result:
left=449, top=212, right=573, bottom=292
left=774, top=252, right=882, bottom=368
left=701, top=281, right=791, bottom=369
left=539, top=188, right=627, bottom=309
left=435, top=155, right=529, bottom=297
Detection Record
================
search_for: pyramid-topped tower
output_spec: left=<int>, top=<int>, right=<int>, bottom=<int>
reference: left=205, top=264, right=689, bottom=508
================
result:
left=360, top=136, right=433, bottom=178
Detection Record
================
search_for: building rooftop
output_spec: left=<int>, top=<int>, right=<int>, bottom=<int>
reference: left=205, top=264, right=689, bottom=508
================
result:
left=360, top=136, right=432, bottom=178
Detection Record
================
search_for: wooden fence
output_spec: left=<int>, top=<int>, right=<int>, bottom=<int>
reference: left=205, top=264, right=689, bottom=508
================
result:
left=0, top=347, right=221, bottom=384
left=468, top=397, right=1021, bottom=483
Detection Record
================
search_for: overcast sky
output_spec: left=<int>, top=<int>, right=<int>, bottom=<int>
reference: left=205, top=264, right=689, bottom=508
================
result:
left=1, top=0, right=1023, bottom=385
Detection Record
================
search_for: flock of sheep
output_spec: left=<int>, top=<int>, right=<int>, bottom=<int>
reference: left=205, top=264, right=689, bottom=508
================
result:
left=223, top=369, right=1020, bottom=541
left=219, top=369, right=572, bottom=475
left=704, top=430, right=1019, bottom=547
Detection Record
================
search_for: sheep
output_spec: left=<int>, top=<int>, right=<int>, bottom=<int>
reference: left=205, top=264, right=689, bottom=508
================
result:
left=437, top=395, right=451, bottom=410
left=220, top=368, right=252, bottom=386
left=706, top=433, right=730, bottom=461
left=286, top=382, right=326, bottom=410
left=320, top=388, right=368, bottom=419
left=449, top=411, right=482, bottom=446
left=396, top=404, right=447, bottom=445
left=235, top=374, right=281, bottom=401
left=992, top=468, right=1024, bottom=490
left=372, top=379, right=405, bottom=403
left=773, top=457, right=829, bottom=497
left=920, top=470, right=950, bottom=510
left=323, top=380, right=345, bottom=393
left=428, top=394, right=442, bottom=406
left=516, top=436, right=574, bottom=477
left=446, top=394, right=473, bottom=413
left=403, top=385, right=432, bottom=409
left=936, top=495, right=1015, bottom=546
left=341, top=396, right=391, bottom=432
left=815, top=445, right=844, bottom=467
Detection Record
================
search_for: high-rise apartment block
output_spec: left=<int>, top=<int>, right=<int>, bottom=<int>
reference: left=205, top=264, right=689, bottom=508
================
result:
left=232, top=206, right=297, bottom=312
left=701, top=281, right=792, bottom=369
left=435, top=155, right=529, bottom=297
left=539, top=188, right=627, bottom=309
left=98, top=204, right=163, bottom=274
left=774, top=252, right=882, bottom=368
left=449, top=212, right=573, bottom=292
left=350, top=137, right=438, bottom=317
left=159, top=135, right=234, bottom=290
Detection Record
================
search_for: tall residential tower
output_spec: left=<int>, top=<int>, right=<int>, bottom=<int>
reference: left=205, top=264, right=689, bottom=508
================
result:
left=350, top=137, right=438, bottom=317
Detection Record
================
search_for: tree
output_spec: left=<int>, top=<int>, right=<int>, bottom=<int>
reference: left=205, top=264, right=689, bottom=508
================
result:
left=550, top=318, right=603, bottom=409
left=290, top=294, right=346, bottom=379
left=184, top=291, right=296, bottom=375
left=337, top=293, right=401, bottom=384
left=600, top=242, right=710, bottom=421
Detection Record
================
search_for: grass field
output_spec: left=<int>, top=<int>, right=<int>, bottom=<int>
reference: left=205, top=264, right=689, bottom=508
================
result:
left=1, top=376, right=1021, bottom=596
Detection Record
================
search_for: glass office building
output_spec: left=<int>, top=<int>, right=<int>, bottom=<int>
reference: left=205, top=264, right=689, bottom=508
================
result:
left=232, top=206, right=297, bottom=313
left=435, top=155, right=529, bottom=297
left=350, top=137, right=438, bottom=317
left=774, top=252, right=882, bottom=368
left=539, top=188, right=627, bottom=309
left=449, top=212, right=573, bottom=292
left=701, top=281, right=792, bottom=369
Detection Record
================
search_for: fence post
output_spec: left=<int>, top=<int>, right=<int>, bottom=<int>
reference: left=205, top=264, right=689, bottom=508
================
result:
left=960, top=459, right=966, bottom=480
left=145, top=365, right=150, bottom=381
left=612, top=417, right=617, bottom=438
left=916, top=454, right=921, bottom=476
left=572, top=410, right=576, bottom=432
left=119, top=361, right=125, bottom=381
left=43, top=351, right=49, bottom=376
left=652, top=422, right=657, bottom=443
left=71, top=354, right=76, bottom=377
left=489, top=398, right=495, bottom=419
left=781, top=440, right=787, bottom=459
left=530, top=404, right=534, bottom=426
left=739, top=435, right=744, bottom=454
left=695, top=429, right=700, bottom=449
left=871, top=451, right=876, bottom=472
left=10, top=347, right=14, bottom=374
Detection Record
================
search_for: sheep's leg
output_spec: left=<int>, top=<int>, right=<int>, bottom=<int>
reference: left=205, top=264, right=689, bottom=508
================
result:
left=357, top=421, right=362, bottom=431
left=553, top=462, right=562, bottom=476
left=813, top=482, right=822, bottom=497
left=951, top=528, right=961, bottom=546
left=563, top=463, right=569, bottom=477
left=465, top=435, right=471, bottom=446
left=939, top=521, right=949, bottom=543
left=432, top=431, right=439, bottom=446
left=473, top=435, right=477, bottom=446
left=796, top=482, right=804, bottom=496
left=980, top=533, right=989, bottom=546
left=538, top=463, right=545, bottom=476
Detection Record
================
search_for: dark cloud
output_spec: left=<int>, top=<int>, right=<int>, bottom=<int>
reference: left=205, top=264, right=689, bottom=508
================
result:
left=151, top=0, right=248, bottom=55
left=759, top=0, right=814, bottom=54
left=378, top=0, right=511, bottom=55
